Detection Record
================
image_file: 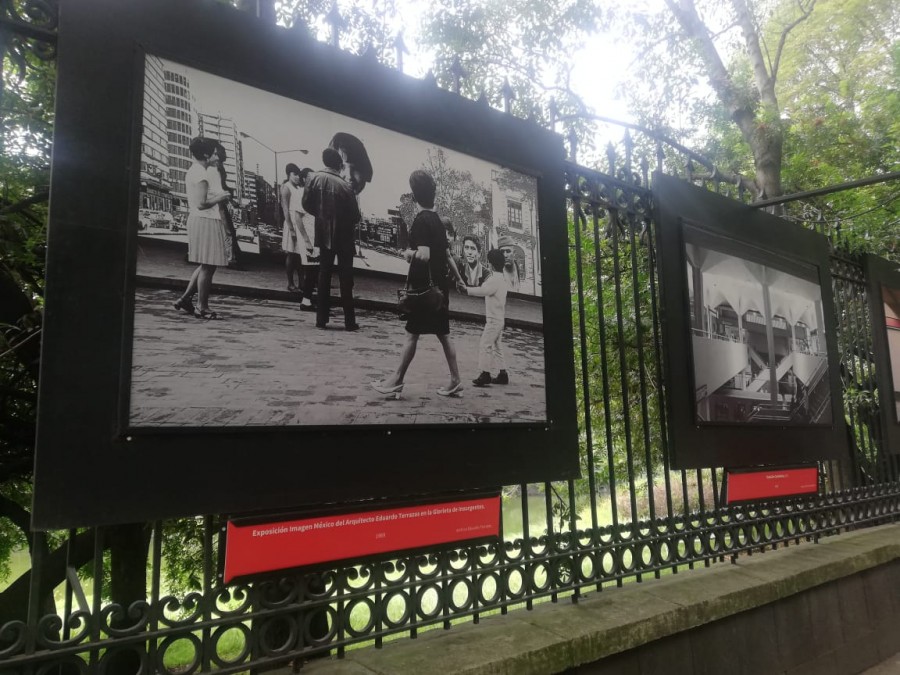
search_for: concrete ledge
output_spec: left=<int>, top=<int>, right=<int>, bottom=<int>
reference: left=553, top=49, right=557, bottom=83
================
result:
left=294, top=523, right=900, bottom=675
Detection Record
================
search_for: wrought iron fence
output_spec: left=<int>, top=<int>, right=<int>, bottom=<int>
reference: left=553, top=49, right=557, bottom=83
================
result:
left=3, top=2, right=900, bottom=674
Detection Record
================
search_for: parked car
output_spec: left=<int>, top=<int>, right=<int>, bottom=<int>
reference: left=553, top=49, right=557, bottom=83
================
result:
left=235, top=226, right=256, bottom=243
left=153, top=210, right=173, bottom=226
left=140, top=209, right=174, bottom=230
left=170, top=213, right=187, bottom=232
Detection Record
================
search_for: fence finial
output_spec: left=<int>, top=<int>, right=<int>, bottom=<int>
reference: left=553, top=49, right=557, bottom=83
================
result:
left=360, top=41, right=377, bottom=61
left=476, top=90, right=489, bottom=107
left=501, top=78, right=515, bottom=114
left=623, top=129, right=633, bottom=176
left=325, top=2, right=344, bottom=48
left=548, top=99, right=558, bottom=131
left=450, top=56, right=467, bottom=95
left=423, top=70, right=437, bottom=87
left=394, top=33, right=408, bottom=73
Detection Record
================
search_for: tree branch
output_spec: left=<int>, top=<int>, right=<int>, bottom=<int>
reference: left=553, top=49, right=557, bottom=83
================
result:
left=731, top=0, right=776, bottom=107
left=771, top=0, right=816, bottom=81
left=0, top=191, right=49, bottom=216
left=0, top=492, right=32, bottom=546
left=0, top=530, right=96, bottom=626
left=664, top=0, right=758, bottom=146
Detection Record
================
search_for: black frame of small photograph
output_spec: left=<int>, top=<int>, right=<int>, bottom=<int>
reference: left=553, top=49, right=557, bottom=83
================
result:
left=654, top=173, right=847, bottom=469
left=863, top=254, right=900, bottom=455
left=32, top=0, right=578, bottom=529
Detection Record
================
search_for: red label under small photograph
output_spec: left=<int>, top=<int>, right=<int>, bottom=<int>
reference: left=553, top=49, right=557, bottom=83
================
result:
left=726, top=466, right=819, bottom=504
left=223, top=496, right=501, bottom=583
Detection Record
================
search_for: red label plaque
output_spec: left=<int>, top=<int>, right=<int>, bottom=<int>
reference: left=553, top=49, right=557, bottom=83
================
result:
left=726, top=466, right=819, bottom=504
left=223, top=496, right=501, bottom=583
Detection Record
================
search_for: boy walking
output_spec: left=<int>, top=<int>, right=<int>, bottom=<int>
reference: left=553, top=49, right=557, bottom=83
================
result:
left=460, top=249, right=510, bottom=386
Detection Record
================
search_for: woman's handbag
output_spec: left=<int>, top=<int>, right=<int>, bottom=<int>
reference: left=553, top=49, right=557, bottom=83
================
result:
left=397, top=263, right=443, bottom=316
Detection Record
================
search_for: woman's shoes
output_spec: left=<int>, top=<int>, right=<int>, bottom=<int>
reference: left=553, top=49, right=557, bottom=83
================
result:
left=436, top=382, right=463, bottom=397
left=173, top=297, right=196, bottom=316
left=372, top=381, right=404, bottom=399
left=197, top=310, right=219, bottom=320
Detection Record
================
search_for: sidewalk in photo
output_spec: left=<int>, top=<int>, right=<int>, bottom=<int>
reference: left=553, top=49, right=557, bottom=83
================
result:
left=135, top=235, right=543, bottom=330
left=130, top=288, right=547, bottom=427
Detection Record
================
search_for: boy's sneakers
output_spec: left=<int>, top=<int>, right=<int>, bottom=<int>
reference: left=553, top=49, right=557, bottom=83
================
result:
left=491, top=370, right=509, bottom=385
left=472, top=371, right=492, bottom=387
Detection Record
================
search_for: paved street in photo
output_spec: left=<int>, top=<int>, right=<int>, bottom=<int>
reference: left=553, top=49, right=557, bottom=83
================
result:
left=130, top=287, right=547, bottom=427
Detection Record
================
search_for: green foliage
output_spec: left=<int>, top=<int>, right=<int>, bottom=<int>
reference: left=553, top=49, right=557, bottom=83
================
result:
left=161, top=518, right=208, bottom=594
left=419, top=0, right=603, bottom=143
left=619, top=0, right=898, bottom=258
left=773, top=0, right=900, bottom=258
left=278, top=0, right=607, bottom=146
left=569, top=206, right=666, bottom=507
left=1, top=44, right=54, bottom=511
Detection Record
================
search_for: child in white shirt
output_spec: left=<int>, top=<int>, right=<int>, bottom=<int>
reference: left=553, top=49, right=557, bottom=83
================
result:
left=461, top=249, right=510, bottom=386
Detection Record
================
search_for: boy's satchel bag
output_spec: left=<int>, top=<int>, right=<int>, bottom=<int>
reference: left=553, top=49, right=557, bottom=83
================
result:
left=397, top=262, right=443, bottom=316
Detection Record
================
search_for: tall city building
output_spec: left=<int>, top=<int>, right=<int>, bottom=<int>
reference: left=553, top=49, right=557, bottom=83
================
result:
left=163, top=66, right=194, bottom=213
left=140, top=55, right=172, bottom=212
left=242, top=169, right=260, bottom=212
left=253, top=174, right=277, bottom=224
left=196, top=112, right=244, bottom=202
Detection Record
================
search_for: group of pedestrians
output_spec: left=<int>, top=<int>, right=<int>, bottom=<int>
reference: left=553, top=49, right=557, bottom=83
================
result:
left=172, top=133, right=516, bottom=399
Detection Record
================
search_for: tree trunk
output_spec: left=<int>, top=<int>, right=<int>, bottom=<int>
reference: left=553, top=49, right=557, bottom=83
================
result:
left=665, top=0, right=788, bottom=201
left=752, top=123, right=784, bottom=202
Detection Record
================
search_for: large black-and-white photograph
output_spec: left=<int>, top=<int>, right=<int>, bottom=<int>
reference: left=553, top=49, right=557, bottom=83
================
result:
left=882, top=285, right=900, bottom=424
left=130, top=55, right=546, bottom=427
left=685, top=231, right=832, bottom=425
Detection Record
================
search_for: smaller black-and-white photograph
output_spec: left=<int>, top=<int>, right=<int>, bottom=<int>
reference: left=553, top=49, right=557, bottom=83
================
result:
left=685, top=233, right=832, bottom=425
left=882, top=285, right=900, bottom=423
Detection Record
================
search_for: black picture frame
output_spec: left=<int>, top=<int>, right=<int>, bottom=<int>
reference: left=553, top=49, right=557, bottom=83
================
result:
left=863, top=254, right=900, bottom=455
left=32, top=0, right=579, bottom=529
left=654, top=173, right=847, bottom=469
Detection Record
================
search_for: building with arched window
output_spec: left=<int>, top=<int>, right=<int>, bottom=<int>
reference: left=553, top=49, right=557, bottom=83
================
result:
left=686, top=241, right=832, bottom=425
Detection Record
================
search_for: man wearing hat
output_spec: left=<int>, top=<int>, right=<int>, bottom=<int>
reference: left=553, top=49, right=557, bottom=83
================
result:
left=302, top=147, right=362, bottom=330
left=497, top=235, right=522, bottom=293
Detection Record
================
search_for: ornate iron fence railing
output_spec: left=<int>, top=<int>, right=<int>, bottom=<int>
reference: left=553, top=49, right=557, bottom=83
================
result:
left=2, top=2, right=900, bottom=674
left=2, top=158, right=898, bottom=675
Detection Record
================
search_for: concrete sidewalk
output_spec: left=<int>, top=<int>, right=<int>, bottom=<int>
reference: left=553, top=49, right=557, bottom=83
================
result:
left=135, top=235, right=543, bottom=330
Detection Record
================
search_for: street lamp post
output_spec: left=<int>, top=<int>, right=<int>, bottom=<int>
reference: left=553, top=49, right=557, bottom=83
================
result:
left=238, top=131, right=308, bottom=187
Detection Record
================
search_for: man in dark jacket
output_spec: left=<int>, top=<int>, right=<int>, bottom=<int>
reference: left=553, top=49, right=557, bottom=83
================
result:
left=302, top=147, right=362, bottom=330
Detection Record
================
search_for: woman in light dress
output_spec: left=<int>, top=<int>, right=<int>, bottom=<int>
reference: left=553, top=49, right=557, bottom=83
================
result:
left=173, top=137, right=231, bottom=319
